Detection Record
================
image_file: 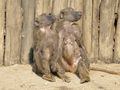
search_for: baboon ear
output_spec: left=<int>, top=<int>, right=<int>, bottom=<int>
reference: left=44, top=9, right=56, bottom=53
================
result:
left=34, top=18, right=40, bottom=27
left=59, top=11, right=64, bottom=19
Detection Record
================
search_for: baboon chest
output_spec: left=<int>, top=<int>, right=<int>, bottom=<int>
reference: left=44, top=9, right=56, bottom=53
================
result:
left=63, top=34, right=75, bottom=59
left=35, top=28, right=56, bottom=56
left=41, top=29, right=55, bottom=49
left=62, top=30, right=80, bottom=65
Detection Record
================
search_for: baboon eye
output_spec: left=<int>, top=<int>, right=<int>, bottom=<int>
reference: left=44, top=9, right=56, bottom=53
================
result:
left=34, top=19, right=39, bottom=27
left=35, top=20, right=39, bottom=23
left=48, top=13, right=52, bottom=15
left=60, top=11, right=64, bottom=15
left=59, top=11, right=64, bottom=19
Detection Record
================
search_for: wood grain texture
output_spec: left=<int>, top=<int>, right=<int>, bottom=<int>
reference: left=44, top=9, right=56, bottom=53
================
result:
left=0, top=0, right=6, bottom=65
left=99, top=0, right=116, bottom=63
left=52, top=0, right=68, bottom=15
left=20, top=0, right=35, bottom=64
left=114, top=0, right=120, bottom=63
left=36, top=0, right=53, bottom=17
left=4, top=0, right=22, bottom=65
left=82, top=0, right=92, bottom=61
left=91, top=0, right=101, bottom=63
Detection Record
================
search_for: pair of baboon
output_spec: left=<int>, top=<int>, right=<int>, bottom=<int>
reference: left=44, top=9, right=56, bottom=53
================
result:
left=33, top=7, right=90, bottom=84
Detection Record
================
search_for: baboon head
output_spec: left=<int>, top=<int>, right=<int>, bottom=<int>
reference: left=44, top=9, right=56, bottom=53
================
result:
left=35, top=13, right=56, bottom=28
left=60, top=7, right=82, bottom=22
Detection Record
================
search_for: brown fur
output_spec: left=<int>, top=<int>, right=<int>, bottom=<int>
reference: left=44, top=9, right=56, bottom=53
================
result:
left=54, top=8, right=90, bottom=83
left=33, top=13, right=59, bottom=82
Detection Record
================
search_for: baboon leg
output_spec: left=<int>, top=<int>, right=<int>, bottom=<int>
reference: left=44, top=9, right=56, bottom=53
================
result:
left=32, top=61, right=39, bottom=74
left=56, top=63, right=71, bottom=83
left=32, top=51, right=41, bottom=74
left=80, top=47, right=90, bottom=70
left=41, top=48, right=55, bottom=82
left=33, top=50, right=43, bottom=74
left=77, top=60, right=90, bottom=84
left=34, top=48, right=55, bottom=82
left=41, top=58, right=55, bottom=82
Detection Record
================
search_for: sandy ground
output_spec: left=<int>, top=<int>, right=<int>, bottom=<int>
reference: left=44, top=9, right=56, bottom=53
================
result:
left=0, top=64, right=120, bottom=90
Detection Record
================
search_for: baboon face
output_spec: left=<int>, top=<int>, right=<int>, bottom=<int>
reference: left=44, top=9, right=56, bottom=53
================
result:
left=35, top=13, right=56, bottom=28
left=60, top=7, right=82, bottom=22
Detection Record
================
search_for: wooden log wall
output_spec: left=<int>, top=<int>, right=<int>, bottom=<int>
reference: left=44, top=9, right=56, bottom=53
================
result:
left=4, top=0, right=22, bottom=65
left=0, top=0, right=6, bottom=65
left=114, top=0, right=120, bottom=63
left=20, top=0, right=35, bottom=64
left=0, top=0, right=120, bottom=66
left=99, top=0, right=116, bottom=63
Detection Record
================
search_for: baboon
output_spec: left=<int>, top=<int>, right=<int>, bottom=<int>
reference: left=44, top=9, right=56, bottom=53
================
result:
left=33, top=13, right=59, bottom=82
left=54, top=8, right=120, bottom=79
left=53, top=8, right=90, bottom=83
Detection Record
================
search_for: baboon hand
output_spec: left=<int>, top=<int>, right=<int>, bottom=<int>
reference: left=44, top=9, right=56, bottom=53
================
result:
left=51, top=63, right=57, bottom=72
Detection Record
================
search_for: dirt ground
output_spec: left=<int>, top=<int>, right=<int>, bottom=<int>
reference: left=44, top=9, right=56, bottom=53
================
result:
left=0, top=64, right=120, bottom=90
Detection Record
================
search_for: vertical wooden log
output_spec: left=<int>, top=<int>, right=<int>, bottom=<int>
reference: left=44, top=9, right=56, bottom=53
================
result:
left=115, top=0, right=119, bottom=14
left=82, top=0, right=92, bottom=61
left=114, top=1, right=120, bottom=63
left=35, top=0, right=43, bottom=16
left=52, top=0, right=68, bottom=15
left=91, top=0, right=101, bottom=63
left=67, top=0, right=71, bottom=7
left=5, top=0, right=22, bottom=65
left=0, top=0, right=6, bottom=65
left=69, top=0, right=83, bottom=10
left=21, top=0, right=35, bottom=64
left=36, top=0, right=53, bottom=17
left=99, top=0, right=116, bottom=63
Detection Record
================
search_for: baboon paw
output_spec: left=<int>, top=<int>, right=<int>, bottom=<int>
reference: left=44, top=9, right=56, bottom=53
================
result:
left=62, top=76, right=71, bottom=83
left=42, top=74, right=56, bottom=82
left=80, top=78, right=90, bottom=84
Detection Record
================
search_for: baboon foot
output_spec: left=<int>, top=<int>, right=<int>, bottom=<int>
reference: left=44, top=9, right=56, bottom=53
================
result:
left=80, top=77, right=90, bottom=84
left=42, top=74, right=55, bottom=82
left=57, top=72, right=71, bottom=83
left=61, top=75, right=71, bottom=83
left=51, top=63, right=57, bottom=72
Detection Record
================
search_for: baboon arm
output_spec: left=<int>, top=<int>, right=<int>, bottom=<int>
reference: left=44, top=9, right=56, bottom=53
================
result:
left=58, top=31, right=64, bottom=58
left=50, top=31, right=63, bottom=72
left=73, top=24, right=87, bottom=56
left=72, top=24, right=82, bottom=46
left=50, top=34, right=59, bottom=64
left=33, top=29, right=39, bottom=48
left=33, top=29, right=43, bottom=47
